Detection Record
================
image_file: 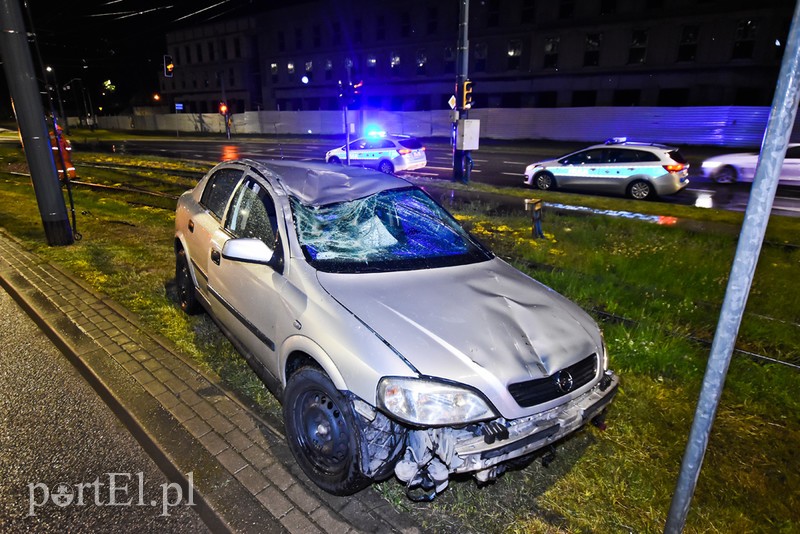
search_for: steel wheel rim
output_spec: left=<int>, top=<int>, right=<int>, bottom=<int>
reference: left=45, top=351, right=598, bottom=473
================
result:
left=177, top=257, right=192, bottom=309
left=294, top=389, right=350, bottom=474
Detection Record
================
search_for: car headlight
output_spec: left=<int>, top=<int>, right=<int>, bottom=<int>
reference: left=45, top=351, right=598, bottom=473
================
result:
left=377, top=377, right=497, bottom=426
left=701, top=161, right=722, bottom=170
left=600, top=332, right=609, bottom=371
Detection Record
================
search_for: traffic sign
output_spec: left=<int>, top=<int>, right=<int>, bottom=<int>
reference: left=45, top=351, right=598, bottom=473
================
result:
left=448, top=95, right=457, bottom=110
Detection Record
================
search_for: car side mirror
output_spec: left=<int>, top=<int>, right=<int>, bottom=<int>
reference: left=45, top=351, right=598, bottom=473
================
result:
left=221, top=238, right=276, bottom=268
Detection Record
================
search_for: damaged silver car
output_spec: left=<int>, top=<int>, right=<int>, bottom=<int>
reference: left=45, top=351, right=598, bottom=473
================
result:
left=175, top=159, right=618, bottom=500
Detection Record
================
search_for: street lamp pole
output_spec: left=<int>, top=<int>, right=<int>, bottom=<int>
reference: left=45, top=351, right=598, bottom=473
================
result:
left=46, top=66, right=69, bottom=134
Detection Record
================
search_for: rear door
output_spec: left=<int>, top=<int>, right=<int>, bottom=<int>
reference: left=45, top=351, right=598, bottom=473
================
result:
left=184, top=167, right=244, bottom=295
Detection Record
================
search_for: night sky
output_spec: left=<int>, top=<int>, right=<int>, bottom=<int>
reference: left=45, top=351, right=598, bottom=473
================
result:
left=3, top=0, right=273, bottom=114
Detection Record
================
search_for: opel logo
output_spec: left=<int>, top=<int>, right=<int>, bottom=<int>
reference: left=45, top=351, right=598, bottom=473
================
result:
left=554, top=370, right=574, bottom=393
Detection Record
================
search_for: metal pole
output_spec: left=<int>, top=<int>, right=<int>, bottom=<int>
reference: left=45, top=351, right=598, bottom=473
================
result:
left=664, top=2, right=800, bottom=532
left=46, top=67, right=69, bottom=134
left=0, top=0, right=73, bottom=246
left=453, top=0, right=469, bottom=183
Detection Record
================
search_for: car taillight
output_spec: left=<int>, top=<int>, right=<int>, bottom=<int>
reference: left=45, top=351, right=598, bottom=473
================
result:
left=663, top=163, right=686, bottom=172
left=398, top=148, right=411, bottom=155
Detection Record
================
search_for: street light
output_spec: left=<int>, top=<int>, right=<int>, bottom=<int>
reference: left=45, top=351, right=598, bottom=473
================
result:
left=45, top=66, right=68, bottom=134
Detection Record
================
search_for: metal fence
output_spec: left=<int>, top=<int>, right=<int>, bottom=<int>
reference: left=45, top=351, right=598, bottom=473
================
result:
left=93, top=106, right=800, bottom=147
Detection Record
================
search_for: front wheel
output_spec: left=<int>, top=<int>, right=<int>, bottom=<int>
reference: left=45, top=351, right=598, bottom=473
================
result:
left=628, top=180, right=653, bottom=200
left=283, top=367, right=370, bottom=495
left=327, top=156, right=341, bottom=165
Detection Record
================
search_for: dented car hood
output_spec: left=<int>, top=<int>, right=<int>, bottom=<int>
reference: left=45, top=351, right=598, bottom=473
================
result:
left=316, top=258, right=602, bottom=391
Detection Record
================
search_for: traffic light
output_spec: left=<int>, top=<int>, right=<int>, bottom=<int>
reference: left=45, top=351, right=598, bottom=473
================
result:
left=163, top=55, right=174, bottom=78
left=219, top=101, right=228, bottom=115
left=461, top=80, right=474, bottom=110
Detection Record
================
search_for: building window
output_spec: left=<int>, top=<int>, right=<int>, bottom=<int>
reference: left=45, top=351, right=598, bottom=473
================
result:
left=196, top=43, right=203, bottom=63
left=390, top=52, right=401, bottom=76
left=277, top=31, right=285, bottom=52
left=600, top=0, right=616, bottom=15
left=354, top=19, right=363, bottom=44
left=185, top=45, right=191, bottom=64
left=208, top=42, right=215, bottom=62
left=521, top=0, right=536, bottom=24
left=732, top=19, right=758, bottom=59
left=544, top=37, right=559, bottom=69
left=367, top=54, right=377, bottom=76
left=270, top=62, right=278, bottom=83
left=658, top=88, right=689, bottom=106
left=474, top=42, right=488, bottom=72
left=332, top=22, right=342, bottom=46
left=233, top=37, right=241, bottom=58
left=507, top=40, right=522, bottom=70
left=401, top=12, right=411, bottom=37
left=677, top=25, right=698, bottom=62
left=229, top=68, right=235, bottom=88
left=305, top=60, right=313, bottom=74
left=628, top=29, right=648, bottom=64
left=295, top=28, right=303, bottom=50
left=325, top=59, right=333, bottom=80
left=416, top=49, right=427, bottom=75
left=313, top=25, right=321, bottom=48
left=572, top=90, right=597, bottom=107
left=584, top=33, right=602, bottom=66
left=427, top=6, right=438, bottom=35
left=287, top=62, right=295, bottom=74
left=220, top=40, right=227, bottom=60
left=487, top=0, right=500, bottom=27
left=376, top=15, right=386, bottom=41
left=613, top=89, right=640, bottom=106
left=444, top=46, right=455, bottom=74
left=559, top=0, right=574, bottom=19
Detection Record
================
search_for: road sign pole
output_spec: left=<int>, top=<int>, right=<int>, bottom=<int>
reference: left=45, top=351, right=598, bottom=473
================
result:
left=453, top=0, right=469, bottom=183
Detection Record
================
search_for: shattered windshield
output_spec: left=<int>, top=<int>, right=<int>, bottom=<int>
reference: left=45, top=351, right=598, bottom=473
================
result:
left=290, top=187, right=492, bottom=273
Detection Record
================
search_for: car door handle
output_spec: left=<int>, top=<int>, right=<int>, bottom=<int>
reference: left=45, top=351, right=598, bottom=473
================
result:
left=188, top=220, right=194, bottom=233
left=211, top=249, right=221, bottom=265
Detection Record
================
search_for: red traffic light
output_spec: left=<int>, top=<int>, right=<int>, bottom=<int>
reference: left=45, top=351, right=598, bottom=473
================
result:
left=219, top=102, right=228, bottom=115
left=163, top=55, right=174, bottom=78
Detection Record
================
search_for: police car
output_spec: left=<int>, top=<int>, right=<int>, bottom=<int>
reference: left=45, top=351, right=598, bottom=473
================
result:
left=326, top=132, right=427, bottom=174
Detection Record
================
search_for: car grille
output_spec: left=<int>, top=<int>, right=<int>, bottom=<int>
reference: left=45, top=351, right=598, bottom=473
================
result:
left=508, top=354, right=598, bottom=408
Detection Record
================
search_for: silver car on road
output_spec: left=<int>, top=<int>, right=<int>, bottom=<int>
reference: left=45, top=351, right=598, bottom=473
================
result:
left=175, top=159, right=618, bottom=499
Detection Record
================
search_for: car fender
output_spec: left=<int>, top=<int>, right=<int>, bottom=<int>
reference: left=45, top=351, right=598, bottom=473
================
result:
left=174, top=233, right=197, bottom=283
left=279, top=334, right=348, bottom=391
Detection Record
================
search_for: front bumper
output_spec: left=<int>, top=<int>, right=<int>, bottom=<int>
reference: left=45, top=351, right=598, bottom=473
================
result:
left=394, top=370, right=619, bottom=495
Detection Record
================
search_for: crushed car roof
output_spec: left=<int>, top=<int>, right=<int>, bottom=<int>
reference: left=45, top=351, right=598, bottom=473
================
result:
left=247, top=159, right=413, bottom=206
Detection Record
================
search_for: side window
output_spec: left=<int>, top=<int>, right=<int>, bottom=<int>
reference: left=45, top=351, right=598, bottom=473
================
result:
left=786, top=146, right=800, bottom=159
left=200, top=168, right=243, bottom=219
left=380, top=139, right=396, bottom=149
left=564, top=149, right=605, bottom=165
left=609, top=149, right=638, bottom=163
left=226, top=177, right=278, bottom=248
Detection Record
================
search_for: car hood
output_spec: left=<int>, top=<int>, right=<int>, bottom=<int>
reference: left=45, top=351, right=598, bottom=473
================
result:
left=316, top=258, right=601, bottom=390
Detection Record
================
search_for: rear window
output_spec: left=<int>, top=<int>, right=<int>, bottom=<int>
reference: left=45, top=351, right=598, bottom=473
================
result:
left=668, top=150, right=687, bottom=164
left=398, top=138, right=423, bottom=150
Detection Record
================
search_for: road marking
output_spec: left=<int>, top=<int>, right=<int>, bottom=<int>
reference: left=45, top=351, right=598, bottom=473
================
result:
left=425, top=166, right=456, bottom=171
left=687, top=188, right=715, bottom=194
left=502, top=172, right=522, bottom=176
left=503, top=161, right=527, bottom=165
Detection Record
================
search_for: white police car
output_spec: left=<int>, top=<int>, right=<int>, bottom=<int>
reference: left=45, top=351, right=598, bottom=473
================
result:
left=326, top=132, right=427, bottom=174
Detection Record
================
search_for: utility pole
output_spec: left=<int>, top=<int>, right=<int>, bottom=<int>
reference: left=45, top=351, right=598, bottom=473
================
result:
left=453, top=0, right=470, bottom=183
left=0, top=0, right=73, bottom=246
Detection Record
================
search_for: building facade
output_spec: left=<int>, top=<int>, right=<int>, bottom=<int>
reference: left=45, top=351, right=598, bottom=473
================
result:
left=162, top=0, right=792, bottom=113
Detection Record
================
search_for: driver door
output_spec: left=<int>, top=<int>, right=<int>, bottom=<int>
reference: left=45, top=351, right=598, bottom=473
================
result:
left=207, top=174, right=284, bottom=379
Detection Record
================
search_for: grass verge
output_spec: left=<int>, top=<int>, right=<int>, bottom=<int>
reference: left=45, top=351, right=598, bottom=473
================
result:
left=1, top=145, right=798, bottom=533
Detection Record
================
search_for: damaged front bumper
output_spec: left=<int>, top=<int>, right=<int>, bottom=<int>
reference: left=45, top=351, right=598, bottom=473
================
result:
left=393, top=370, right=619, bottom=499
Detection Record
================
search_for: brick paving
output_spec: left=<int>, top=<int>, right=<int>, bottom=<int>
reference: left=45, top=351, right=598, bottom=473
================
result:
left=0, top=229, right=423, bottom=534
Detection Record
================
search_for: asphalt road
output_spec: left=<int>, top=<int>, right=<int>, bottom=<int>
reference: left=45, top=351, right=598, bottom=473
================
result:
left=99, top=137, right=800, bottom=218
left=0, top=288, right=209, bottom=533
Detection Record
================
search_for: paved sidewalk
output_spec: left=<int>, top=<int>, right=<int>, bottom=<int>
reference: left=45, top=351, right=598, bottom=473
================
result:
left=0, top=229, right=423, bottom=534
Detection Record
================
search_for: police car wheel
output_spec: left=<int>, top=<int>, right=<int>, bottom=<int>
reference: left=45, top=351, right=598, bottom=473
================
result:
left=328, top=156, right=341, bottom=165
left=378, top=161, right=394, bottom=174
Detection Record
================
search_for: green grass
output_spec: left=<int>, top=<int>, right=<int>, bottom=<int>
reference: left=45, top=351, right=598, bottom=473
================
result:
left=1, top=144, right=798, bottom=533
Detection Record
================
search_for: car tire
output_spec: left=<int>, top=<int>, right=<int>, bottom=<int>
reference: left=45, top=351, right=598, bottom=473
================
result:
left=283, top=366, right=371, bottom=495
left=175, top=247, right=201, bottom=315
left=378, top=160, right=394, bottom=174
left=628, top=180, right=653, bottom=200
left=535, top=172, right=555, bottom=191
left=328, top=156, right=341, bottom=165
left=713, top=166, right=738, bottom=184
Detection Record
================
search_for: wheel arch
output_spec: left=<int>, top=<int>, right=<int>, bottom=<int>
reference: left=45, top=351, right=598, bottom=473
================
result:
left=174, top=235, right=198, bottom=286
left=281, top=337, right=349, bottom=393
